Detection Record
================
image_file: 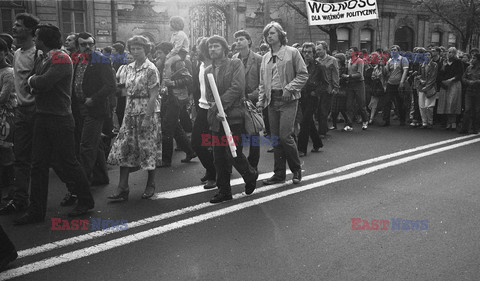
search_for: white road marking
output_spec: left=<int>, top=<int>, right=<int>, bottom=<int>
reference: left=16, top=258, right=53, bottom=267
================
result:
left=15, top=134, right=478, bottom=260
left=1, top=136, right=479, bottom=280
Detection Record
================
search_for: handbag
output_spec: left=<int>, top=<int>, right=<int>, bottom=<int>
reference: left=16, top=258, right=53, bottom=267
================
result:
left=243, top=99, right=265, bottom=135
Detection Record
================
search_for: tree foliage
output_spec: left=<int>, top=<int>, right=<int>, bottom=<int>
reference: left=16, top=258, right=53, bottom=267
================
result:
left=415, top=0, right=480, bottom=50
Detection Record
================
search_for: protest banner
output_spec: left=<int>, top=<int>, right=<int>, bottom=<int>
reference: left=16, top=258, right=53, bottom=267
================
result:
left=306, top=0, right=379, bottom=26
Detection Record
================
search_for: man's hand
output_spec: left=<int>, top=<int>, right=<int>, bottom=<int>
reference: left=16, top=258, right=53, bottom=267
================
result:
left=282, top=90, right=292, bottom=101
left=216, top=112, right=226, bottom=122
left=85, top=97, right=94, bottom=107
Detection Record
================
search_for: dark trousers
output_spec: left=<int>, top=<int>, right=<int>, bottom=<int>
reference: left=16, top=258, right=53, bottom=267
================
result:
left=179, top=104, right=192, bottom=133
left=191, top=107, right=216, bottom=181
left=116, top=96, right=126, bottom=128
left=213, top=124, right=256, bottom=196
left=298, top=95, right=323, bottom=154
left=269, top=95, right=301, bottom=179
left=346, top=81, right=368, bottom=126
left=161, top=95, right=195, bottom=164
left=316, top=92, right=332, bottom=135
left=0, top=224, right=15, bottom=256
left=246, top=134, right=260, bottom=170
left=383, top=83, right=406, bottom=124
left=29, top=114, right=93, bottom=218
left=12, top=105, right=36, bottom=207
left=462, top=92, right=480, bottom=132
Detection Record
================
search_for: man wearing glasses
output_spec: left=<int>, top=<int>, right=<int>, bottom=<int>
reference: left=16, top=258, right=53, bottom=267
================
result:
left=59, top=32, right=116, bottom=207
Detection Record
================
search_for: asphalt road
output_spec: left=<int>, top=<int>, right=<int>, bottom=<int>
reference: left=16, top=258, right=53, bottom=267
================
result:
left=1, top=123, right=480, bottom=281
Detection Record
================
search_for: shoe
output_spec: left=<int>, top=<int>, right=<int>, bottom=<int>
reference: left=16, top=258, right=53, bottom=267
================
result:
left=203, top=180, right=217, bottom=189
left=244, top=170, right=259, bottom=195
left=141, top=184, right=155, bottom=199
left=13, top=213, right=44, bottom=225
left=328, top=125, right=337, bottom=130
left=342, top=126, right=353, bottom=132
left=311, top=147, right=322, bottom=153
left=107, top=189, right=129, bottom=201
left=472, top=130, right=479, bottom=134
left=298, top=151, right=306, bottom=157
left=0, top=248, right=17, bottom=272
left=0, top=200, right=25, bottom=215
left=262, top=176, right=285, bottom=185
left=68, top=203, right=94, bottom=217
left=362, top=122, right=368, bottom=130
left=368, top=120, right=374, bottom=125
left=181, top=152, right=197, bottom=163
left=158, top=161, right=171, bottom=168
left=267, top=147, right=274, bottom=153
left=209, top=193, right=233, bottom=204
left=292, top=169, right=302, bottom=184
left=60, top=192, right=78, bottom=207
left=409, top=122, right=417, bottom=127
left=445, top=124, right=451, bottom=130
left=200, top=175, right=208, bottom=183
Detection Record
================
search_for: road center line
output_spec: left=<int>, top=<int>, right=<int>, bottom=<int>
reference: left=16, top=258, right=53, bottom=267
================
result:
left=15, top=134, right=477, bottom=260
left=2, top=137, right=479, bottom=280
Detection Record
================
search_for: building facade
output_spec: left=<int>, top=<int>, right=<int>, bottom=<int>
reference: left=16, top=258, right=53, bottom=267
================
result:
left=0, top=0, right=478, bottom=52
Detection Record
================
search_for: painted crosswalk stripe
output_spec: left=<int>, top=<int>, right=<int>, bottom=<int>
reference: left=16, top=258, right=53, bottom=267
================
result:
left=2, top=136, right=478, bottom=280
left=14, top=134, right=478, bottom=260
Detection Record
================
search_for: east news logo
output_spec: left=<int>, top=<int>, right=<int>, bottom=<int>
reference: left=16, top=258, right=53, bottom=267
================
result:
left=51, top=218, right=128, bottom=231
left=351, top=218, right=428, bottom=230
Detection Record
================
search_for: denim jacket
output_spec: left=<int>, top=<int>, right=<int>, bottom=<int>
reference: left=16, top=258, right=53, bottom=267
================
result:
left=257, top=45, right=308, bottom=108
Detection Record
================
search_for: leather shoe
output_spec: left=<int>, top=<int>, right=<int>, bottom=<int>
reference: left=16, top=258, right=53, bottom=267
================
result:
left=68, top=203, right=94, bottom=217
left=60, top=192, right=77, bottom=206
left=311, top=148, right=322, bottom=153
left=245, top=170, right=259, bottom=195
left=0, top=200, right=26, bottom=215
left=209, top=193, right=233, bottom=204
left=292, top=169, right=302, bottom=184
left=203, top=180, right=217, bottom=189
left=0, top=248, right=18, bottom=272
left=181, top=152, right=197, bottom=163
left=262, top=176, right=285, bottom=186
left=107, top=190, right=129, bottom=201
left=13, top=213, right=44, bottom=225
left=200, top=175, right=208, bottom=183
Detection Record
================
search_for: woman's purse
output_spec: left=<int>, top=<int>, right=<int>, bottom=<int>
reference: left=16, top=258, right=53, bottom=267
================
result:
left=243, top=99, right=265, bottom=135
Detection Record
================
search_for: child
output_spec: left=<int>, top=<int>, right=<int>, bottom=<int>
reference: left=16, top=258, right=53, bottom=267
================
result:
left=163, top=16, right=190, bottom=82
left=0, top=38, right=16, bottom=200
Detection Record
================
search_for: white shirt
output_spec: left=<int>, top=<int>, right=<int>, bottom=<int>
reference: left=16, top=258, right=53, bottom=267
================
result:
left=198, top=62, right=210, bottom=109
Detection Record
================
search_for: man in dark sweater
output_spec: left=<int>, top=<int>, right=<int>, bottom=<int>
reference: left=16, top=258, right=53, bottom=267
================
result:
left=14, top=24, right=94, bottom=225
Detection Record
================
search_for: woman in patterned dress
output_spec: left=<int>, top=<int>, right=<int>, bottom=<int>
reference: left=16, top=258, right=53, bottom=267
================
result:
left=107, top=35, right=161, bottom=200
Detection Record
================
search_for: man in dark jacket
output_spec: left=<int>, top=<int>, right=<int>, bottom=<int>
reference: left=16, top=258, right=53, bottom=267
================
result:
left=298, top=42, right=329, bottom=156
left=204, top=35, right=258, bottom=203
left=60, top=32, right=115, bottom=206
left=14, top=24, right=94, bottom=225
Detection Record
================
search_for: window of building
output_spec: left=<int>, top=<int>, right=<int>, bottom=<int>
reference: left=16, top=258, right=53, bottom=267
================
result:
left=431, top=32, right=442, bottom=46
left=62, top=0, right=86, bottom=34
left=337, top=28, right=350, bottom=53
left=0, top=1, right=26, bottom=34
left=448, top=33, right=457, bottom=47
left=360, top=29, right=373, bottom=52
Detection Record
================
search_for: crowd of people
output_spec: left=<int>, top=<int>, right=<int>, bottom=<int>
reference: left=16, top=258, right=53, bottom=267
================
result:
left=1, top=12, right=480, bottom=270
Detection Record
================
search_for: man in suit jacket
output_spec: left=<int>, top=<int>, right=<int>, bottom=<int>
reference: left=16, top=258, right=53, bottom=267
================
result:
left=204, top=35, right=258, bottom=203
left=60, top=32, right=116, bottom=206
left=232, top=29, right=262, bottom=170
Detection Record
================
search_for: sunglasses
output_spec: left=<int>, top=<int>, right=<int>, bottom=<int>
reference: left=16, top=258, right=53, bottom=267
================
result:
left=80, top=42, right=95, bottom=47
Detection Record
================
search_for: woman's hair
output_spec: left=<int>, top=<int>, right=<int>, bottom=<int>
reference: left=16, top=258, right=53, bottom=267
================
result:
left=127, top=35, right=151, bottom=54
left=169, top=16, right=185, bottom=31
left=334, top=53, right=346, bottom=67
left=262, top=21, right=287, bottom=46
